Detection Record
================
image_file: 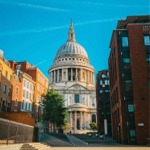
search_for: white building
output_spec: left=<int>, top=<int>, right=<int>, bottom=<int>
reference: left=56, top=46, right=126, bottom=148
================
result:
left=48, top=21, right=96, bottom=133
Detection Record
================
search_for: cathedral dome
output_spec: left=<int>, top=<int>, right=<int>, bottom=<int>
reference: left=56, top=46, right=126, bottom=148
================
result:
left=56, top=42, right=88, bottom=58
left=55, top=20, right=88, bottom=59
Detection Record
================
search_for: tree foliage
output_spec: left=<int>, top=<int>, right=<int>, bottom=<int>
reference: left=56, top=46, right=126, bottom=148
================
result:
left=89, top=122, right=97, bottom=130
left=42, top=89, right=67, bottom=129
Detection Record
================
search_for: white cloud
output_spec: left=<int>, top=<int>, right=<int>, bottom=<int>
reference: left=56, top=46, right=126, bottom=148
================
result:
left=35, top=60, right=47, bottom=66
left=70, top=1, right=149, bottom=9
left=18, top=2, right=72, bottom=12
left=0, top=0, right=72, bottom=12
left=0, top=18, right=121, bottom=36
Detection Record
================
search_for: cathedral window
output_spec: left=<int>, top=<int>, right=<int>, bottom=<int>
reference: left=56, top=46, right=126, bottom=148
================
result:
left=74, top=94, right=79, bottom=103
left=92, top=114, right=96, bottom=123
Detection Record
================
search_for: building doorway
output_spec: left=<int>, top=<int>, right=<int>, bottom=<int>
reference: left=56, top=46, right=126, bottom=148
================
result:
left=77, top=118, right=80, bottom=129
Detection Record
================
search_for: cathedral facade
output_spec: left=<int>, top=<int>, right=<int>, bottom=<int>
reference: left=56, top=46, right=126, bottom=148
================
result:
left=48, top=21, right=96, bottom=133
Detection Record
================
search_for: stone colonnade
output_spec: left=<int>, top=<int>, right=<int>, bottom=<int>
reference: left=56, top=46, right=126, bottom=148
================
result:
left=50, top=68, right=94, bottom=84
left=69, top=111, right=87, bottom=130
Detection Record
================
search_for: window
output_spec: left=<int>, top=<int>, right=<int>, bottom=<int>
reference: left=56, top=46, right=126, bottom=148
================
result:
left=105, top=80, right=109, bottom=85
left=146, top=57, right=150, bottom=62
left=36, top=105, right=39, bottom=112
left=102, top=74, right=106, bottom=78
left=21, top=101, right=24, bottom=109
left=128, top=104, right=134, bottom=112
left=27, top=81, right=29, bottom=88
left=24, top=80, right=26, bottom=87
left=74, top=94, right=79, bottom=103
left=144, top=35, right=150, bottom=46
left=105, top=90, right=110, bottom=93
left=99, top=90, right=103, bottom=94
left=23, top=90, right=25, bottom=97
left=92, top=114, right=96, bottom=122
left=92, top=103, right=95, bottom=107
left=5, top=70, right=8, bottom=78
left=16, top=87, right=19, bottom=94
left=107, top=72, right=109, bottom=76
left=10, top=75, right=12, bottom=81
left=123, top=58, right=130, bottom=63
left=130, top=130, right=136, bottom=137
left=100, top=80, right=102, bottom=85
left=8, top=88, right=11, bottom=96
left=3, top=85, right=6, bottom=93
left=14, top=99, right=18, bottom=106
left=30, top=84, right=32, bottom=90
left=122, top=37, right=128, bottom=47
left=125, top=80, right=132, bottom=91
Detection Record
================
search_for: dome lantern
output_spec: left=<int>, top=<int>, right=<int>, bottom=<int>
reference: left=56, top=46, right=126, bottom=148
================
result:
left=67, top=19, right=76, bottom=42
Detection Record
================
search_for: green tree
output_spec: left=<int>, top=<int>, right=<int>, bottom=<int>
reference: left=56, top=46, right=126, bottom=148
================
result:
left=43, top=89, right=67, bottom=133
left=89, top=122, right=97, bottom=130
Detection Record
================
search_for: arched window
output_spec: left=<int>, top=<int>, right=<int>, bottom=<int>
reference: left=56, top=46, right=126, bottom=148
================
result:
left=74, top=94, right=79, bottom=103
left=92, top=114, right=96, bottom=123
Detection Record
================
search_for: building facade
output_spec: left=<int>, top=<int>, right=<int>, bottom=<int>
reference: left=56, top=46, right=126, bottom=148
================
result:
left=9, top=61, right=48, bottom=121
left=0, top=50, right=13, bottom=112
left=48, top=21, right=96, bottom=133
left=96, top=70, right=111, bottom=135
left=109, top=15, right=150, bottom=145
left=11, top=71, right=22, bottom=112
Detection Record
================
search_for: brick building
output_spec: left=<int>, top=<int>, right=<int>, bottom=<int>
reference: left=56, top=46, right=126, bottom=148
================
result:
left=108, top=15, right=150, bottom=145
left=96, top=70, right=111, bottom=135
left=0, top=50, right=13, bottom=112
left=9, top=61, right=48, bottom=121
left=11, top=72, right=22, bottom=112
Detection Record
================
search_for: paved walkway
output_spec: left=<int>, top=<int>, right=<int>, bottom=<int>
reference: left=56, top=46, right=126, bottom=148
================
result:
left=39, top=132, right=72, bottom=147
left=66, top=135, right=88, bottom=146
left=0, top=144, right=149, bottom=150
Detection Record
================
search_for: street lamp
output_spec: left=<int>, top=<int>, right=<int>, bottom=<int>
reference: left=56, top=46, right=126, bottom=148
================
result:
left=38, top=95, right=44, bottom=122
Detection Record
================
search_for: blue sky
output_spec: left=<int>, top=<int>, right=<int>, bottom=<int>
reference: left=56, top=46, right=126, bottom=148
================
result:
left=0, top=0, right=149, bottom=79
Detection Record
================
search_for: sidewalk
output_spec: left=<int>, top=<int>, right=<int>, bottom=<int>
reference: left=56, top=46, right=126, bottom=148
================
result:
left=0, top=144, right=149, bottom=150
left=66, top=134, right=88, bottom=146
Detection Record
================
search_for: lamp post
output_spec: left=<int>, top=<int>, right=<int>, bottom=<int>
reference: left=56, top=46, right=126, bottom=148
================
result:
left=38, top=95, right=44, bottom=122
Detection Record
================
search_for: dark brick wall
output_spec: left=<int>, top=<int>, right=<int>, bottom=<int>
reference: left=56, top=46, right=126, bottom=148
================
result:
left=109, top=16, right=150, bottom=145
left=127, top=24, right=150, bottom=145
left=0, top=112, right=35, bottom=126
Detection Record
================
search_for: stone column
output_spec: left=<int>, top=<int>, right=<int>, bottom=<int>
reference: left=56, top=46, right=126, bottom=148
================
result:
left=83, top=112, right=86, bottom=129
left=86, top=70, right=88, bottom=83
left=83, top=112, right=85, bottom=129
left=54, top=70, right=56, bottom=83
left=88, top=71, right=90, bottom=84
left=66, top=68, right=68, bottom=81
left=85, top=70, right=87, bottom=82
left=91, top=72, right=93, bottom=84
left=71, top=68, right=73, bottom=81
left=76, top=68, right=78, bottom=81
left=70, top=112, right=72, bottom=128
left=80, top=69, right=82, bottom=81
left=78, top=69, right=80, bottom=81
left=59, top=69, right=62, bottom=81
left=50, top=72, right=52, bottom=83
left=57, top=69, right=59, bottom=82
left=90, top=71, right=92, bottom=83
left=80, top=111, right=82, bottom=130
left=74, top=111, right=77, bottom=130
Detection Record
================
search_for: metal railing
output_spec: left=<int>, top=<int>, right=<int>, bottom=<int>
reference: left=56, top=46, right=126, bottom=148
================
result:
left=0, top=118, right=34, bottom=144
